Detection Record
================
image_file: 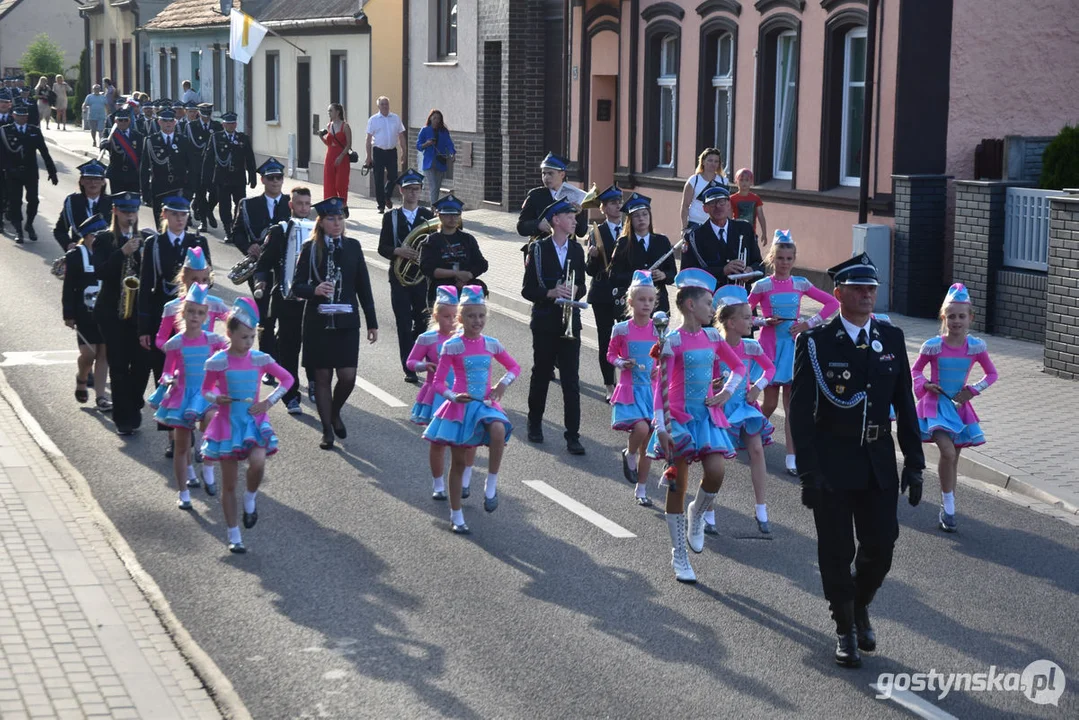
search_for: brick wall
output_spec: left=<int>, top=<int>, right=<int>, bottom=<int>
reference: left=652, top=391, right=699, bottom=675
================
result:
left=893, top=175, right=950, bottom=318
left=993, top=269, right=1046, bottom=342
left=1044, top=196, right=1079, bottom=379
left=952, top=181, right=1009, bottom=332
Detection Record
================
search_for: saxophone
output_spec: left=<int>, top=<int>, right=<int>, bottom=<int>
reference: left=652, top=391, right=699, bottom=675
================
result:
left=119, top=230, right=141, bottom=320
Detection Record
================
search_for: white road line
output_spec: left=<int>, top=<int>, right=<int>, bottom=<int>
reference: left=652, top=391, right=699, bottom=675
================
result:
left=355, top=376, right=407, bottom=408
left=869, top=684, right=959, bottom=720
left=522, top=480, right=636, bottom=538
left=0, top=351, right=80, bottom=367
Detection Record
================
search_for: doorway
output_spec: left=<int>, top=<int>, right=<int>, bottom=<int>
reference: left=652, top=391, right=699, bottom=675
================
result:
left=482, top=41, right=502, bottom=204
left=297, top=58, right=311, bottom=169
left=589, top=75, right=617, bottom=192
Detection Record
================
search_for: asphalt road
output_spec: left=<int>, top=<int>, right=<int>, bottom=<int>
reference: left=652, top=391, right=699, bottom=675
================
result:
left=0, top=145, right=1076, bottom=719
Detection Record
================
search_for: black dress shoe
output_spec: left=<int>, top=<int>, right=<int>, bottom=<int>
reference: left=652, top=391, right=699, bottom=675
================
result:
left=319, top=434, right=334, bottom=450
left=25, top=223, right=36, bottom=241
left=116, top=424, right=134, bottom=436
left=208, top=213, right=218, bottom=229
left=854, top=605, right=876, bottom=652
left=243, top=509, right=258, bottom=529
left=132, top=412, right=143, bottom=429
left=332, top=417, right=347, bottom=439
left=527, top=427, right=544, bottom=443
left=566, top=438, right=586, bottom=455
left=404, top=372, right=420, bottom=384
left=14, top=231, right=23, bottom=244
left=835, top=630, right=862, bottom=668
left=307, top=383, right=316, bottom=403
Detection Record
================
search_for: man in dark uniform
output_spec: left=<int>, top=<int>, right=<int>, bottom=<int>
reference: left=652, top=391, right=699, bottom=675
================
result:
left=205, top=111, right=256, bottom=245
left=17, top=86, right=39, bottom=126
left=378, top=168, right=435, bottom=384
left=681, top=185, right=762, bottom=286
left=0, top=103, right=58, bottom=243
left=140, top=108, right=192, bottom=222
left=232, top=157, right=290, bottom=360
left=608, top=192, right=677, bottom=314
left=584, top=184, right=624, bottom=399
left=254, top=186, right=315, bottom=414
left=522, top=198, right=588, bottom=455
left=516, top=152, right=588, bottom=259
left=136, top=101, right=158, bottom=137
left=789, top=253, right=925, bottom=669
left=187, top=103, right=221, bottom=231
left=53, top=160, right=112, bottom=251
left=0, top=90, right=15, bottom=234
left=99, top=109, right=142, bottom=194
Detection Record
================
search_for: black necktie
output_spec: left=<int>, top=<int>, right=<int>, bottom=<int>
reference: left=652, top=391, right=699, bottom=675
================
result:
left=718, top=227, right=725, bottom=245
left=856, top=328, right=869, bottom=350
left=272, top=198, right=278, bottom=215
left=614, top=223, right=621, bottom=237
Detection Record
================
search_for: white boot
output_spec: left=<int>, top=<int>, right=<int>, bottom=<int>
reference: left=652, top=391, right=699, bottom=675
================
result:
left=666, top=513, right=696, bottom=583
left=686, top=490, right=716, bottom=553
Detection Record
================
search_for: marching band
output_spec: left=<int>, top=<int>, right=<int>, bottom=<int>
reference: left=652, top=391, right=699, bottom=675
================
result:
left=8, top=84, right=950, bottom=669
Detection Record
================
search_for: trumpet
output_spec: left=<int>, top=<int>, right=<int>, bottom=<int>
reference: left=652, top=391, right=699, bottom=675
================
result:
left=555, top=268, right=589, bottom=340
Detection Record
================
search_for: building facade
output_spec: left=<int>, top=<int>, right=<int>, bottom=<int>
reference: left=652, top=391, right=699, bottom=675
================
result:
left=80, top=0, right=169, bottom=96
left=0, top=0, right=83, bottom=81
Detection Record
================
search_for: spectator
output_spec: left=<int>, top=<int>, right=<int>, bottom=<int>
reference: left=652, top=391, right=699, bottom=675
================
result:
left=416, top=109, right=456, bottom=205
left=82, top=85, right=108, bottom=146
left=52, top=74, right=72, bottom=131
left=103, top=78, right=117, bottom=114
left=729, top=167, right=768, bottom=248
left=319, top=102, right=354, bottom=208
left=34, top=76, right=51, bottom=129
left=180, top=80, right=199, bottom=105
left=364, top=96, right=406, bottom=214
left=679, top=147, right=728, bottom=235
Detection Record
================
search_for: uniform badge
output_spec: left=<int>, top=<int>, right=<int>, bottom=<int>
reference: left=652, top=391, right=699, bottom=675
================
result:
left=879, top=353, right=895, bottom=361
left=826, top=371, right=834, bottom=379
left=841, top=370, right=851, bottom=380
left=835, top=385, right=846, bottom=394
left=871, top=340, right=883, bottom=353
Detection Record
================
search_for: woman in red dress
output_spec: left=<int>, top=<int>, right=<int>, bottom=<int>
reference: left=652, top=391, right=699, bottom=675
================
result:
left=319, top=103, right=354, bottom=206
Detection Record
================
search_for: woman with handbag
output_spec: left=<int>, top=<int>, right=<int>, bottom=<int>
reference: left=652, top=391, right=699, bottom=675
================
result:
left=416, top=109, right=456, bottom=205
left=319, top=103, right=355, bottom=210
left=35, top=76, right=52, bottom=130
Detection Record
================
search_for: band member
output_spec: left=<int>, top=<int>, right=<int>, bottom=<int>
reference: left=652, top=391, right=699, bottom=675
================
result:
left=200, top=298, right=294, bottom=554
left=62, top=214, right=111, bottom=412
left=187, top=103, right=221, bottom=231
left=422, top=285, right=519, bottom=534
left=99, top=109, right=142, bottom=195
left=205, top=112, right=257, bottom=245
left=293, top=197, right=379, bottom=450
left=94, top=193, right=152, bottom=435
left=140, top=108, right=192, bottom=222
left=178, top=101, right=198, bottom=135
left=584, top=184, right=624, bottom=400
left=608, top=193, right=676, bottom=315
left=0, top=90, right=13, bottom=232
left=681, top=185, right=762, bottom=286
left=789, top=253, right=924, bottom=668
left=1, top=102, right=58, bottom=243
left=16, top=86, right=39, bottom=126
left=254, top=187, right=316, bottom=415
left=516, top=152, right=587, bottom=258
left=522, top=199, right=587, bottom=455
left=418, top=193, right=489, bottom=307
left=232, top=157, right=290, bottom=360
left=53, top=160, right=112, bottom=252
left=136, top=101, right=158, bottom=137
left=377, top=169, right=435, bottom=383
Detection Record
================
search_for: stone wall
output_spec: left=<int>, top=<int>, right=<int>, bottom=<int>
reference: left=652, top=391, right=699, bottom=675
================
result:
left=1044, top=195, right=1079, bottom=378
left=951, top=181, right=1011, bottom=332
left=993, top=269, right=1047, bottom=342
left=893, top=175, right=950, bottom=318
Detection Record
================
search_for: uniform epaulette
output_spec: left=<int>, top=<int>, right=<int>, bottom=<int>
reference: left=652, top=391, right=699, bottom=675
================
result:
left=205, top=350, right=229, bottom=371
left=415, top=331, right=439, bottom=346
left=742, top=339, right=764, bottom=356
left=792, top=276, right=813, bottom=292
left=206, top=332, right=227, bottom=347
left=749, top=277, right=773, bottom=295
left=967, top=336, right=987, bottom=355
left=162, top=298, right=181, bottom=316
left=919, top=337, right=943, bottom=356
left=703, top=326, right=723, bottom=343
left=162, top=333, right=185, bottom=352
left=484, top=336, right=505, bottom=355
left=611, top=321, right=629, bottom=337
left=250, top=351, right=272, bottom=366
left=442, top=337, right=466, bottom=355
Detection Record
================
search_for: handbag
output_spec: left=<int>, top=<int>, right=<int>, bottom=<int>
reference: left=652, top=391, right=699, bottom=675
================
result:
left=328, top=126, right=359, bottom=164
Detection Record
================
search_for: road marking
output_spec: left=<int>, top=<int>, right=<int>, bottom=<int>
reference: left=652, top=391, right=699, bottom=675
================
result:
left=0, top=351, right=80, bottom=367
left=355, top=376, right=407, bottom=408
left=869, top=684, right=959, bottom=720
left=522, top=480, right=636, bottom=538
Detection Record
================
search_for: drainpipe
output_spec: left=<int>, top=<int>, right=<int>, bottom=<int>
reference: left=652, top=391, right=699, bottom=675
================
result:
left=402, top=0, right=410, bottom=130
left=857, top=0, right=879, bottom=223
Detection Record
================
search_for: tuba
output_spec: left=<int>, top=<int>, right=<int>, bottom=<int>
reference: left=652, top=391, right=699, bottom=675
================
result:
left=393, top=217, right=441, bottom=287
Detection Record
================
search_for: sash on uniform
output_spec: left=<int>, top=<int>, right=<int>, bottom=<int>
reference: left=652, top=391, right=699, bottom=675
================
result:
left=112, top=131, right=139, bottom=166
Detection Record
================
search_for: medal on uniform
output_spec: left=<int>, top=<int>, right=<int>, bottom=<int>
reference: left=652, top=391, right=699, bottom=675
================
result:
left=826, top=371, right=834, bottom=379
left=871, top=340, right=883, bottom=353
left=842, top=370, right=851, bottom=380
left=835, top=385, right=846, bottom=394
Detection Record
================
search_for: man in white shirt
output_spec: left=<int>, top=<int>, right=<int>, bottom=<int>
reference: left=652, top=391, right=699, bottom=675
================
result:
left=180, top=80, right=199, bottom=105
left=364, top=96, right=407, bottom=214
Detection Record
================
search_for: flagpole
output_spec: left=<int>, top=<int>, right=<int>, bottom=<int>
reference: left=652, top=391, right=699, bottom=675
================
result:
left=213, top=9, right=308, bottom=56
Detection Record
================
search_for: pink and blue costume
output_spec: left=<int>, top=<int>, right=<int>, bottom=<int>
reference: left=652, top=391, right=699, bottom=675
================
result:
left=712, top=286, right=776, bottom=448
left=423, top=287, right=520, bottom=448
left=200, top=299, right=295, bottom=462
left=912, top=335, right=998, bottom=448
left=406, top=287, right=459, bottom=426
left=154, top=247, right=228, bottom=350
left=607, top=318, right=658, bottom=431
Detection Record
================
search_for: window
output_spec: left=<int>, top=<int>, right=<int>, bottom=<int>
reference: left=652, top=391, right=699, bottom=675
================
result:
left=839, top=27, right=867, bottom=186
left=109, top=41, right=118, bottom=89
left=773, top=31, right=797, bottom=180
left=438, top=0, right=458, bottom=58
left=330, top=51, right=347, bottom=110
left=95, top=42, right=104, bottom=84
left=265, top=52, right=279, bottom=121
left=711, top=32, right=734, bottom=175
left=212, top=47, right=222, bottom=109
left=122, top=41, right=132, bottom=94
left=657, top=35, right=678, bottom=168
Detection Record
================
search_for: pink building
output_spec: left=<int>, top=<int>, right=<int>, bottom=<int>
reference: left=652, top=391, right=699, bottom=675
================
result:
left=566, top=0, right=1078, bottom=306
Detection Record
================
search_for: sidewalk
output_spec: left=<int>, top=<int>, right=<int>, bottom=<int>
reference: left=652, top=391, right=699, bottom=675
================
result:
left=42, top=125, right=1079, bottom=516
left=0, top=371, right=240, bottom=719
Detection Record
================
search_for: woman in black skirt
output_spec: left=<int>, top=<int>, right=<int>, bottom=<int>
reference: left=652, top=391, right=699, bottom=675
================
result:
left=62, top=214, right=112, bottom=411
left=293, top=197, right=379, bottom=449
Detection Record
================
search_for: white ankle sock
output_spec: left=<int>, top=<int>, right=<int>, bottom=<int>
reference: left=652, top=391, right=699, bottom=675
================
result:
left=227, top=526, right=242, bottom=544
left=941, top=491, right=956, bottom=515
left=485, top=473, right=498, bottom=499
left=202, top=465, right=215, bottom=485
left=186, top=465, right=196, bottom=481
left=432, top=475, right=445, bottom=493
left=626, top=451, right=638, bottom=471
left=450, top=508, right=465, bottom=526
left=243, top=491, right=257, bottom=514
left=179, top=489, right=191, bottom=503
left=755, top=504, right=768, bottom=522
left=635, top=483, right=647, bottom=499
left=461, top=466, right=473, bottom=489
left=785, top=454, right=797, bottom=470
left=704, top=509, right=716, bottom=525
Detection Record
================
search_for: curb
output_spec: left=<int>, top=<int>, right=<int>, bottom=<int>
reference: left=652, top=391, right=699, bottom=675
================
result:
left=0, top=370, right=253, bottom=720
left=44, top=134, right=98, bottom=161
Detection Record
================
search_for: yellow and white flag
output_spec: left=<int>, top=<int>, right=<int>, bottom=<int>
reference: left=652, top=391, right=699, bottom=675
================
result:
left=229, top=9, right=267, bottom=65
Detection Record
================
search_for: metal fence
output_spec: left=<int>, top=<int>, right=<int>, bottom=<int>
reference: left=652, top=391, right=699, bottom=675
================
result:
left=1003, top=187, right=1055, bottom=272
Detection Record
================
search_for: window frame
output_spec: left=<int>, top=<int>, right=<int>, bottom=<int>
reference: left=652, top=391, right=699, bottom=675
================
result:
left=437, top=0, right=458, bottom=59
left=711, top=32, right=734, bottom=175
left=752, top=14, right=801, bottom=186
left=839, top=27, right=867, bottom=187
left=818, top=8, right=868, bottom=191
left=656, top=35, right=678, bottom=169
left=642, top=21, right=681, bottom=175
left=330, top=51, right=347, bottom=111
left=264, top=51, right=279, bottom=123
left=772, top=30, right=798, bottom=180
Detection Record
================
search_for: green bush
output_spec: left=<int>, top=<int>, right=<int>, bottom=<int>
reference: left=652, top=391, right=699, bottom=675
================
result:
left=19, top=34, right=65, bottom=86
left=1040, top=124, right=1079, bottom=190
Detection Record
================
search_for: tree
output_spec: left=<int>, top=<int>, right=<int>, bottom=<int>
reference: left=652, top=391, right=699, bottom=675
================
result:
left=1040, top=125, right=1079, bottom=191
left=19, top=33, right=66, bottom=86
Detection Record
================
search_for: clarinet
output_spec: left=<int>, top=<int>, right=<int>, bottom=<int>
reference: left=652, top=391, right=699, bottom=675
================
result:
left=325, top=241, right=342, bottom=331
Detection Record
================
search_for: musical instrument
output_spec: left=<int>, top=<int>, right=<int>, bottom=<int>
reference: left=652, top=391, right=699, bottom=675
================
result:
left=393, top=217, right=440, bottom=287
left=119, top=238, right=141, bottom=320
left=647, top=240, right=686, bottom=273
left=228, top=255, right=259, bottom=285
left=254, top=218, right=314, bottom=300
left=554, top=268, right=589, bottom=339
left=527, top=183, right=599, bottom=248
left=50, top=256, right=67, bottom=279
left=317, top=241, right=347, bottom=329
left=652, top=310, right=676, bottom=491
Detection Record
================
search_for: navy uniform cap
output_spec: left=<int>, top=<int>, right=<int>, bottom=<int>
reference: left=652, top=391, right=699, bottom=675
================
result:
left=621, top=192, right=652, bottom=215
left=313, top=197, right=346, bottom=217
left=827, top=252, right=879, bottom=286
left=702, top=185, right=731, bottom=204
left=396, top=168, right=424, bottom=187
left=539, top=152, right=567, bottom=171
left=114, top=108, right=132, bottom=120
left=433, top=193, right=464, bottom=215
left=542, top=198, right=577, bottom=223
left=77, top=160, right=107, bottom=178
left=221, top=111, right=238, bottom=123
left=12, top=104, right=27, bottom=116
left=172, top=99, right=185, bottom=108
left=157, top=108, right=176, bottom=120
left=0, top=90, right=12, bottom=102
left=161, top=195, right=191, bottom=213
left=597, top=184, right=623, bottom=203
left=197, top=102, right=213, bottom=116
left=113, top=192, right=142, bottom=212
left=77, top=214, right=109, bottom=238
left=183, top=101, right=197, bottom=109
left=257, top=157, right=285, bottom=177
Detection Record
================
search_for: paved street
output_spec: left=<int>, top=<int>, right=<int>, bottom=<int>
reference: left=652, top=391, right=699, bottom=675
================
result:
left=0, top=138, right=1076, bottom=718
